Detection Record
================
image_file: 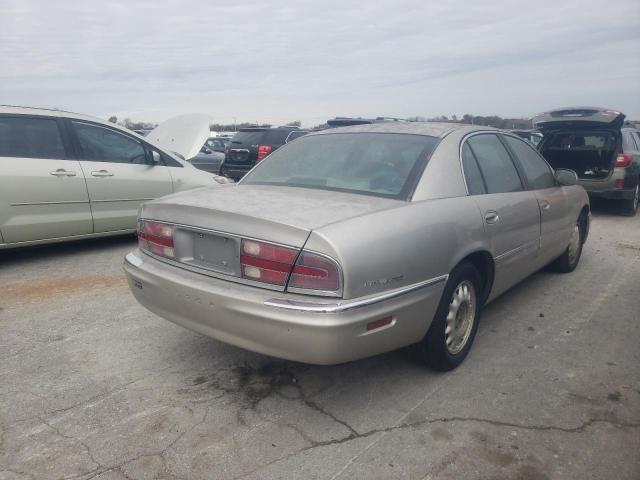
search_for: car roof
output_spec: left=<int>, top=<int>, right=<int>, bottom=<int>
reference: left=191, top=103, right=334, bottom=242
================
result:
left=309, top=121, right=499, bottom=139
left=238, top=126, right=300, bottom=132
left=0, top=104, right=142, bottom=137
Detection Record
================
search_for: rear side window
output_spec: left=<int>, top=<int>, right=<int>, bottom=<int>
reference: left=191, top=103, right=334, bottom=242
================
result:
left=262, top=129, right=291, bottom=144
left=467, top=134, right=523, bottom=194
left=461, top=143, right=486, bottom=195
left=623, top=131, right=639, bottom=151
left=503, top=135, right=556, bottom=190
left=0, top=116, right=66, bottom=159
left=286, top=130, right=308, bottom=143
left=73, top=121, right=147, bottom=164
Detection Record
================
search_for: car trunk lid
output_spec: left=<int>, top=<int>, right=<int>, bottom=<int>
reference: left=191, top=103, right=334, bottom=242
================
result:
left=139, top=185, right=403, bottom=290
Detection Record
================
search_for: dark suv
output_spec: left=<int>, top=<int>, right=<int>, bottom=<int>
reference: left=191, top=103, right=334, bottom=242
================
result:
left=533, top=107, right=640, bottom=215
left=220, top=127, right=308, bottom=180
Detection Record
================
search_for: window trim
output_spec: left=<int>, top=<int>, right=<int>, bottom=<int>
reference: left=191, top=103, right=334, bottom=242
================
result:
left=0, top=113, right=73, bottom=160
left=499, top=133, right=558, bottom=191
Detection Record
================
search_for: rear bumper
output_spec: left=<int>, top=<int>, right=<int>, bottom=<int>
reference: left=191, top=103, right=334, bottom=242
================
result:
left=586, top=188, right=635, bottom=200
left=123, top=250, right=446, bottom=365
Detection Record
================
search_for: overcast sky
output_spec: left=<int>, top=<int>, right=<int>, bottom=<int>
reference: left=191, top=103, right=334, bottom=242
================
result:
left=1, top=0, right=639, bottom=126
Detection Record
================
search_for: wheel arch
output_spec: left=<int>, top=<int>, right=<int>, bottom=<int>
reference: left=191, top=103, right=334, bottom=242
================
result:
left=579, top=203, right=590, bottom=243
left=453, top=250, right=495, bottom=306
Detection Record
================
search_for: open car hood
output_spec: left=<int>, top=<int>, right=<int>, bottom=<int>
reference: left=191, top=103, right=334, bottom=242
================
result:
left=532, top=107, right=625, bottom=131
left=147, top=114, right=212, bottom=160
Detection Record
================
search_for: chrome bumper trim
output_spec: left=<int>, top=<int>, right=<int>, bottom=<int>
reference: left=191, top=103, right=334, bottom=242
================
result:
left=125, top=251, right=144, bottom=267
left=264, top=274, right=449, bottom=313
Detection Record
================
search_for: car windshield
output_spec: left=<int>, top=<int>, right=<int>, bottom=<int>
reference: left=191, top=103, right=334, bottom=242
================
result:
left=241, top=133, right=438, bottom=198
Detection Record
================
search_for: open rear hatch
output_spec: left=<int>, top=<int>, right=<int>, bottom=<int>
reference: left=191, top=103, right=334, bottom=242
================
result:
left=534, top=107, right=625, bottom=181
left=533, top=107, right=625, bottom=130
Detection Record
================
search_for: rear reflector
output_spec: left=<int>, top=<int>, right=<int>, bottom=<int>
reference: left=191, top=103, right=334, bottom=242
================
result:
left=257, top=145, right=273, bottom=161
left=615, top=153, right=632, bottom=168
left=615, top=179, right=625, bottom=189
left=138, top=220, right=175, bottom=259
left=366, top=316, right=393, bottom=331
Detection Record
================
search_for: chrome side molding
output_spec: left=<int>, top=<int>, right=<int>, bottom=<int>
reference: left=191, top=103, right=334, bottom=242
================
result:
left=264, top=274, right=448, bottom=313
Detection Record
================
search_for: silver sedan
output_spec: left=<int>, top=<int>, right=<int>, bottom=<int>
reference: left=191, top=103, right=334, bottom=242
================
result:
left=124, top=123, right=590, bottom=370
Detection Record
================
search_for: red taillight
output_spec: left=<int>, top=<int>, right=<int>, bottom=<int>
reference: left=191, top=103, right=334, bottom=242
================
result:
left=239, top=239, right=341, bottom=292
left=138, top=220, right=175, bottom=259
left=240, top=239, right=298, bottom=286
left=615, top=153, right=632, bottom=168
left=289, top=252, right=340, bottom=291
left=257, top=145, right=272, bottom=161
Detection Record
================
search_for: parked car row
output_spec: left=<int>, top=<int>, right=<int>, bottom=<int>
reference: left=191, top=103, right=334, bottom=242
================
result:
left=2, top=104, right=636, bottom=373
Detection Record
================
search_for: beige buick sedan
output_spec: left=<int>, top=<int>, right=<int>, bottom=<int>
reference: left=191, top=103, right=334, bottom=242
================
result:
left=0, top=106, right=228, bottom=249
left=125, top=122, right=590, bottom=370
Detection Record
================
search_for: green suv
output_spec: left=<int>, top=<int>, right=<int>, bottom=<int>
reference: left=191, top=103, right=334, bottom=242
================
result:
left=534, top=107, right=640, bottom=215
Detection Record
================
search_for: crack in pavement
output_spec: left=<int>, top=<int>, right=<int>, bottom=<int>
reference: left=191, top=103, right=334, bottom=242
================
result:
left=67, top=405, right=212, bottom=480
left=232, top=415, right=640, bottom=479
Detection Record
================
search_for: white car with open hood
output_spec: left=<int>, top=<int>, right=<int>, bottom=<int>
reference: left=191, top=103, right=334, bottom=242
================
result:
left=0, top=106, right=229, bottom=249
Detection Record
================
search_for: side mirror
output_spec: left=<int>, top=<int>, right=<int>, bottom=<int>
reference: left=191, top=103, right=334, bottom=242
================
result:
left=555, top=168, right=578, bottom=186
left=204, top=148, right=213, bottom=154
left=150, top=151, right=161, bottom=165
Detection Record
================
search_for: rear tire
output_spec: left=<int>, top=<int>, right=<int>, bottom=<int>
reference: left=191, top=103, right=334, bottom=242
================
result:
left=409, top=262, right=482, bottom=371
left=621, top=183, right=639, bottom=216
left=549, top=214, right=585, bottom=273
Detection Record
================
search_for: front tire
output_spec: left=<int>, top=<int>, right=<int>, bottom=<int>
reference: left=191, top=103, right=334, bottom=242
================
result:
left=410, top=262, right=482, bottom=371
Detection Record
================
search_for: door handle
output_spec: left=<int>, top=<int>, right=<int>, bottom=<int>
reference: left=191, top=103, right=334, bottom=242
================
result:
left=540, top=201, right=551, bottom=211
left=49, top=169, right=76, bottom=177
left=484, top=211, right=500, bottom=224
left=91, top=170, right=114, bottom=177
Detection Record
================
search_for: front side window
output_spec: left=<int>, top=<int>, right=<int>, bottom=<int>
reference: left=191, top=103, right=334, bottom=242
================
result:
left=503, top=135, right=556, bottom=190
left=0, top=116, right=66, bottom=159
left=242, top=133, right=438, bottom=198
left=73, top=121, right=147, bottom=164
left=467, top=134, right=523, bottom=194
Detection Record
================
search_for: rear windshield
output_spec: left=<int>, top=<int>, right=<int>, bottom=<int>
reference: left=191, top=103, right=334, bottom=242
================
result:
left=241, top=133, right=438, bottom=199
left=230, top=131, right=265, bottom=145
